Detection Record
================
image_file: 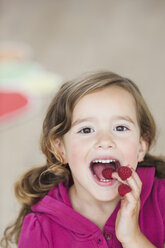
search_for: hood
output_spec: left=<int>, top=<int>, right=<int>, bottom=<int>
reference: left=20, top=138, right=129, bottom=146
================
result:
left=31, top=167, right=155, bottom=235
left=31, top=183, right=100, bottom=237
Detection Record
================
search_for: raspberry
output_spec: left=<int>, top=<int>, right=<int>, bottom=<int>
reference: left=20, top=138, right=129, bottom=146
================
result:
left=118, top=166, right=132, bottom=181
left=118, top=184, right=132, bottom=197
left=102, top=168, right=114, bottom=179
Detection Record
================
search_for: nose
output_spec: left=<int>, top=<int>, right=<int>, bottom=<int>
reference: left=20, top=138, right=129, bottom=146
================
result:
left=95, top=132, right=115, bottom=150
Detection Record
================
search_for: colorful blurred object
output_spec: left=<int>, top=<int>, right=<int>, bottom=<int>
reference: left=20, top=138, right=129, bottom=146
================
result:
left=0, top=61, right=61, bottom=94
left=0, top=91, right=28, bottom=121
left=0, top=41, right=62, bottom=125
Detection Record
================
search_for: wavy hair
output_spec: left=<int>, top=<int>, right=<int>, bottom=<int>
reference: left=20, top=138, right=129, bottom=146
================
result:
left=1, top=71, right=165, bottom=247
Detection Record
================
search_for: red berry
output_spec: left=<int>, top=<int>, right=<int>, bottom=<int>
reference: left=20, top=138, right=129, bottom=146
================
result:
left=118, top=184, right=132, bottom=197
left=118, top=166, right=132, bottom=181
left=102, top=168, right=114, bottom=179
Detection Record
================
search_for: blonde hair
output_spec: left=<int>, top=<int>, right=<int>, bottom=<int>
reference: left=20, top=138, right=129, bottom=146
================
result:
left=1, top=71, right=165, bottom=247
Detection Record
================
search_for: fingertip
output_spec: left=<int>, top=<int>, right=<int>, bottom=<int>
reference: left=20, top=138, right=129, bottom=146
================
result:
left=112, top=171, right=118, bottom=177
left=127, top=164, right=134, bottom=170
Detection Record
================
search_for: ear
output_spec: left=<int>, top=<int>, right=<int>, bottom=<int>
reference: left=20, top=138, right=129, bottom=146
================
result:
left=138, top=137, right=149, bottom=162
left=51, top=138, right=67, bottom=164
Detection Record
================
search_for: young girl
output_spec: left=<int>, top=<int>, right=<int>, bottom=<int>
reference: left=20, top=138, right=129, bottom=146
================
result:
left=1, top=71, right=165, bottom=248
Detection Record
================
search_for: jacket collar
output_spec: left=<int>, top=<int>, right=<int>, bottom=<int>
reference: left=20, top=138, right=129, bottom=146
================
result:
left=137, top=167, right=155, bottom=208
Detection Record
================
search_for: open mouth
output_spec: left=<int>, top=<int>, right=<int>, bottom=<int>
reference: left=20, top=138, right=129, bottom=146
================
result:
left=90, top=159, right=120, bottom=182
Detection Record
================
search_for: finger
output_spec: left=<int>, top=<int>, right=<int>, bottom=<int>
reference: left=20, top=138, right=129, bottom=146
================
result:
left=122, top=192, right=141, bottom=212
left=132, top=168, right=142, bottom=189
left=126, top=170, right=142, bottom=199
left=113, top=168, right=141, bottom=191
left=127, top=168, right=142, bottom=190
left=112, top=171, right=126, bottom=184
left=113, top=171, right=140, bottom=200
left=119, top=182, right=140, bottom=207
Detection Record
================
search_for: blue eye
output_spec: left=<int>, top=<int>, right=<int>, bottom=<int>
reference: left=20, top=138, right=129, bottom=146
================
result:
left=79, top=127, right=94, bottom=134
left=114, top=126, right=128, bottom=132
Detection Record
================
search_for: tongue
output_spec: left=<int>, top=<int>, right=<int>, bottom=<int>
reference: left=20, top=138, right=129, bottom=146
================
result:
left=92, top=163, right=115, bottom=179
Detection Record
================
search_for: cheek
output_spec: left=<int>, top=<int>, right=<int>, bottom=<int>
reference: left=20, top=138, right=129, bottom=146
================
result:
left=64, top=139, right=87, bottom=166
left=121, top=140, right=140, bottom=168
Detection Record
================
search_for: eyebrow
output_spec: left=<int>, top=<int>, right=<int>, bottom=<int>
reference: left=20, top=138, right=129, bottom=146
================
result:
left=72, top=115, right=135, bottom=127
left=72, top=118, right=96, bottom=127
left=114, top=115, right=135, bottom=125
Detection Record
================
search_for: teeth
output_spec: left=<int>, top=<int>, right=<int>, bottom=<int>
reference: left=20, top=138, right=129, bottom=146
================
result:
left=92, top=159, right=116, bottom=163
left=100, top=178, right=111, bottom=182
left=94, top=174, right=111, bottom=182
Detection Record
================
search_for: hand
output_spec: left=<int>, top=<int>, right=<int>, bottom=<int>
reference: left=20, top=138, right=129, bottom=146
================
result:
left=113, top=167, right=142, bottom=245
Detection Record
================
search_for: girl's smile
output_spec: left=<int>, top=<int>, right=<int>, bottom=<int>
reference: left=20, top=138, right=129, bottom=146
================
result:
left=56, top=86, right=147, bottom=203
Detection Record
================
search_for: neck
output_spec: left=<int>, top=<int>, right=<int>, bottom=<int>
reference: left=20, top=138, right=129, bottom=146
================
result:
left=68, top=184, right=120, bottom=231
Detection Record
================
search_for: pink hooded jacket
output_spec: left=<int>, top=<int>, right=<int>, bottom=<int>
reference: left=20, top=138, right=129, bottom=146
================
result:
left=18, top=167, right=165, bottom=248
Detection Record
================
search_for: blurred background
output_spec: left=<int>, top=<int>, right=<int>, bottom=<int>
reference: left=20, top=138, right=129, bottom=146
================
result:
left=0, top=0, right=165, bottom=244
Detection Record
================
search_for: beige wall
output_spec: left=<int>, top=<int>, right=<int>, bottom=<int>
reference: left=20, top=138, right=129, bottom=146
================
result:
left=1, top=0, right=165, bottom=243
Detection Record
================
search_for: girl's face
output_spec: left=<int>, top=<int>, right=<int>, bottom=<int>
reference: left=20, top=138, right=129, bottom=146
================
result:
left=56, top=86, right=148, bottom=202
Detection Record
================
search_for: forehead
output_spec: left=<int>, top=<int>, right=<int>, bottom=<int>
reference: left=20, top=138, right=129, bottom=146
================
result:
left=72, top=85, right=137, bottom=117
